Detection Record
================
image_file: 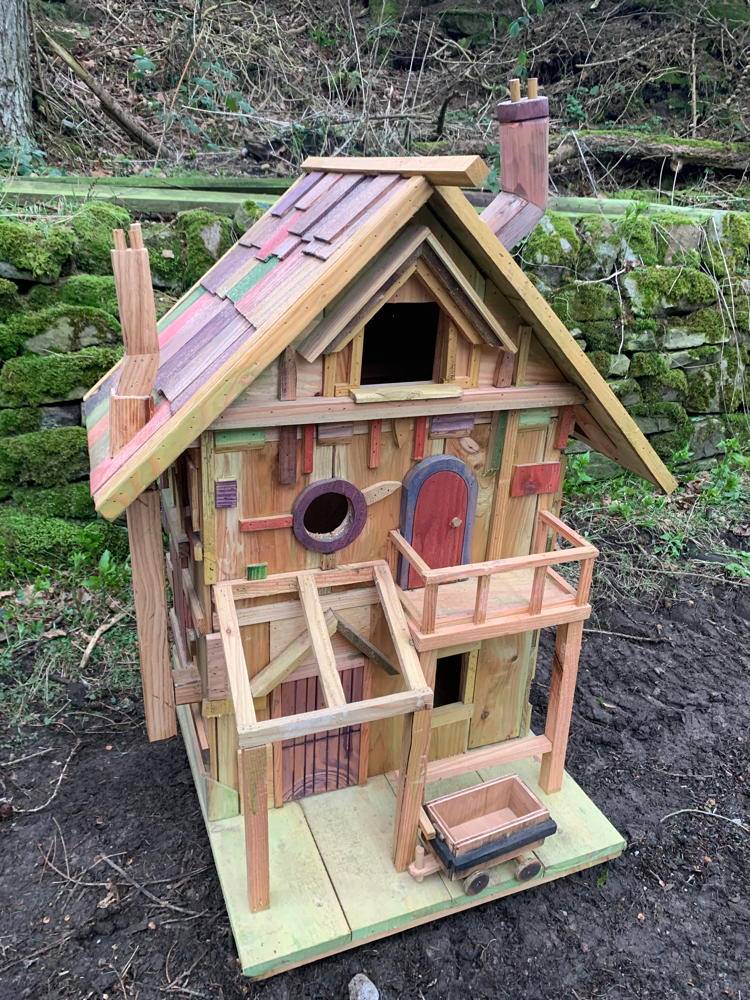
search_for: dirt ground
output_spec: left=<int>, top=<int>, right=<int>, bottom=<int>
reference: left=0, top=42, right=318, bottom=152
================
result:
left=1, top=572, right=748, bottom=1000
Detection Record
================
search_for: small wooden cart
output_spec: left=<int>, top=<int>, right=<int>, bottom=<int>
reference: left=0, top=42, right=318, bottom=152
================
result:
left=409, top=774, right=557, bottom=895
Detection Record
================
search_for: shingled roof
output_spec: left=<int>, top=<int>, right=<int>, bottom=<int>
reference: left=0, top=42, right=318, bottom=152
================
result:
left=85, top=156, right=676, bottom=520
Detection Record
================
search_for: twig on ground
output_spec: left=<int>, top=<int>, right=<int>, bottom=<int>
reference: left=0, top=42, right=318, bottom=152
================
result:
left=0, top=747, right=53, bottom=768
left=661, top=808, right=749, bottom=833
left=14, top=741, right=80, bottom=815
left=98, top=856, right=201, bottom=916
left=583, top=627, right=672, bottom=644
left=79, top=611, right=129, bottom=672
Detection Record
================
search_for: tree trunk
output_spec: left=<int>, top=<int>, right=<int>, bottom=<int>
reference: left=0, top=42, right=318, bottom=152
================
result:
left=0, top=0, right=33, bottom=148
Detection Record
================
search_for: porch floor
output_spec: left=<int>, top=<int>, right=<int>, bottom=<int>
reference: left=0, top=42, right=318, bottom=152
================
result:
left=179, top=708, right=625, bottom=979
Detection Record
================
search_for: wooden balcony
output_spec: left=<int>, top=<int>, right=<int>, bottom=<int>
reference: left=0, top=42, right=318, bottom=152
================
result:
left=388, top=511, right=598, bottom=651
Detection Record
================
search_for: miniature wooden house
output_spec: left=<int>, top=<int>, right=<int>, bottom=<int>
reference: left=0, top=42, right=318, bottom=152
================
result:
left=85, top=89, right=676, bottom=978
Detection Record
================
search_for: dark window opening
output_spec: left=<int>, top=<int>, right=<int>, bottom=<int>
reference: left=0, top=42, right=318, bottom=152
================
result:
left=361, top=302, right=440, bottom=385
left=303, top=492, right=350, bottom=536
left=433, top=653, right=463, bottom=708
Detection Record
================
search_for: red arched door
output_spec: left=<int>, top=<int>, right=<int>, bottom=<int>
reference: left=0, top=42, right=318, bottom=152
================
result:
left=399, top=456, right=478, bottom=590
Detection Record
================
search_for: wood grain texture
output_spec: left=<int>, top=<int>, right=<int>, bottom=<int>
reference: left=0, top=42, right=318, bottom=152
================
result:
left=510, top=461, right=562, bottom=497
left=539, top=621, right=584, bottom=793
left=239, top=746, right=270, bottom=911
left=301, top=155, right=489, bottom=187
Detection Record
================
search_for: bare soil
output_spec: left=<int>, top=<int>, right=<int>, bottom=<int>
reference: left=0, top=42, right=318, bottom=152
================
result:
left=1, top=573, right=748, bottom=1000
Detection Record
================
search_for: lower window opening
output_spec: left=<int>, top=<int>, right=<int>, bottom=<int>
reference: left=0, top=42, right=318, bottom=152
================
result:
left=433, top=653, right=464, bottom=708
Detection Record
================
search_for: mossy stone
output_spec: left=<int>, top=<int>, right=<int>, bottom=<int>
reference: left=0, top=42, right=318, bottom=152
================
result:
left=570, top=321, right=621, bottom=353
left=59, top=274, right=119, bottom=317
left=234, top=199, right=264, bottom=233
left=0, top=219, right=75, bottom=283
left=0, top=346, right=122, bottom=407
left=1, top=304, right=120, bottom=355
left=24, top=284, right=58, bottom=310
left=662, top=306, right=730, bottom=349
left=615, top=212, right=660, bottom=266
left=610, top=377, right=642, bottom=406
left=630, top=352, right=670, bottom=378
left=689, top=415, right=731, bottom=459
left=622, top=265, right=717, bottom=317
left=576, top=216, right=618, bottom=279
left=0, top=277, right=21, bottom=322
left=142, top=221, right=183, bottom=290
left=622, top=319, right=659, bottom=352
left=0, top=407, right=42, bottom=436
left=589, top=350, right=630, bottom=377
left=522, top=213, right=581, bottom=272
left=639, top=368, right=688, bottom=404
left=552, top=282, right=619, bottom=324
left=631, top=401, right=691, bottom=437
left=11, top=482, right=95, bottom=520
left=0, top=508, right=128, bottom=582
left=685, top=350, right=748, bottom=413
left=175, top=209, right=236, bottom=289
left=702, top=212, right=750, bottom=278
left=71, top=203, right=131, bottom=274
left=654, top=214, right=704, bottom=268
left=0, top=426, right=89, bottom=490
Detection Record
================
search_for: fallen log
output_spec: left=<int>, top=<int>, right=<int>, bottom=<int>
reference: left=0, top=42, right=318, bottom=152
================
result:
left=550, top=130, right=750, bottom=173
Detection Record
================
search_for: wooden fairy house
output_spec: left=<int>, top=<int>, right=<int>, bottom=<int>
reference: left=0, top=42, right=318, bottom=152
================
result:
left=85, top=83, right=676, bottom=978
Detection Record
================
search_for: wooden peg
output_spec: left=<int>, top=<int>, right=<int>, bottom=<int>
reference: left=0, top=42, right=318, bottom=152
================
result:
left=527, top=77, right=539, bottom=99
left=509, top=78, right=522, bottom=102
left=128, top=222, right=145, bottom=249
left=112, top=228, right=127, bottom=252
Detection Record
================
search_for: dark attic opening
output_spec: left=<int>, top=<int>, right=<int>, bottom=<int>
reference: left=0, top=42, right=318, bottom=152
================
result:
left=361, top=301, right=440, bottom=385
left=433, top=653, right=464, bottom=708
left=303, top=491, right=350, bottom=536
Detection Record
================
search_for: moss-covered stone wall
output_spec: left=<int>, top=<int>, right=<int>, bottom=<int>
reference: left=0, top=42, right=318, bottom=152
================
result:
left=0, top=195, right=746, bottom=577
left=519, top=207, right=750, bottom=474
left=0, top=201, right=249, bottom=581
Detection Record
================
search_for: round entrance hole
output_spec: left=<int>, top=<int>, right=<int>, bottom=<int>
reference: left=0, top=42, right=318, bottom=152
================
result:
left=292, top=478, right=367, bottom=554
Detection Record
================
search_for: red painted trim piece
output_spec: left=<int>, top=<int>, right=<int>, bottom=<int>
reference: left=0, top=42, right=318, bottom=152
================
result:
left=413, top=416, right=428, bottom=461
left=240, top=514, right=294, bottom=533
left=496, top=96, right=549, bottom=123
left=302, top=424, right=315, bottom=475
left=368, top=419, right=382, bottom=470
left=510, top=462, right=562, bottom=498
left=553, top=406, right=577, bottom=451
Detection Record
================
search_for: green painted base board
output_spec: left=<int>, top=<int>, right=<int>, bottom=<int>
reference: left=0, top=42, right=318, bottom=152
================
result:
left=178, top=710, right=625, bottom=979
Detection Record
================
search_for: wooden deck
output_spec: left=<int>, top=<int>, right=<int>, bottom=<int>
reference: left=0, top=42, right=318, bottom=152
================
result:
left=178, top=706, right=625, bottom=979
left=401, top=565, right=590, bottom=650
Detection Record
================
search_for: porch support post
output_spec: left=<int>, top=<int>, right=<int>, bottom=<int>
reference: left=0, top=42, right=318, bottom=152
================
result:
left=392, top=650, right=435, bottom=872
left=239, top=746, right=270, bottom=911
left=128, top=489, right=176, bottom=742
left=538, top=620, right=584, bottom=793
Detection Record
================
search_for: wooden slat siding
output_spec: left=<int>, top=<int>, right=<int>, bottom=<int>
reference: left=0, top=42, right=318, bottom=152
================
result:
left=169, top=324, right=257, bottom=415
left=165, top=316, right=255, bottom=408
left=497, top=202, right=544, bottom=250
left=510, top=461, right=562, bottom=497
left=288, top=174, right=363, bottom=236
left=480, top=191, right=525, bottom=232
left=278, top=425, right=298, bottom=486
left=234, top=245, right=312, bottom=324
left=200, top=244, right=256, bottom=294
left=429, top=185, right=677, bottom=493
left=214, top=479, right=238, bottom=508
left=157, top=291, right=226, bottom=366
left=128, top=490, right=176, bottom=742
left=254, top=210, right=305, bottom=261
left=200, top=431, right=219, bottom=584
left=368, top=420, right=382, bottom=469
left=94, top=176, right=432, bottom=517
left=392, top=707, right=432, bottom=871
left=412, top=416, right=428, bottom=460
left=271, top=234, right=303, bottom=260
left=239, top=745, right=270, bottom=911
left=297, top=576, right=347, bottom=708
left=277, top=347, right=297, bottom=401
left=297, top=222, right=428, bottom=361
left=156, top=284, right=204, bottom=335
left=294, top=170, right=343, bottom=210
left=539, top=620, right=584, bottom=793
left=317, top=422, right=354, bottom=444
left=89, top=400, right=171, bottom=495
left=554, top=405, right=576, bottom=450
left=302, top=424, right=315, bottom=474
left=239, top=514, right=294, bottom=532
left=429, top=413, right=475, bottom=438
left=270, top=170, right=323, bottom=217
left=302, top=154, right=489, bottom=187
left=312, top=173, right=402, bottom=243
left=494, top=349, right=515, bottom=387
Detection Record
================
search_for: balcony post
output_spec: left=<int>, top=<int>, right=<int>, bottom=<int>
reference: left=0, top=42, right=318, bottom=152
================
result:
left=421, top=582, right=439, bottom=633
left=473, top=573, right=491, bottom=624
left=539, top=620, right=584, bottom=793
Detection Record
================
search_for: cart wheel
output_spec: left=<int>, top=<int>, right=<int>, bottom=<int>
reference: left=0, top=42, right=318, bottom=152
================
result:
left=514, top=855, right=542, bottom=882
left=463, top=871, right=489, bottom=896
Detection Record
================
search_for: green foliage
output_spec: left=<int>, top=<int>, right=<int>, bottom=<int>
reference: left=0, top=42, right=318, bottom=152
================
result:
left=0, top=278, right=21, bottom=323
left=71, top=203, right=132, bottom=274
left=0, top=346, right=121, bottom=407
left=0, top=427, right=89, bottom=491
left=0, top=303, right=120, bottom=358
left=59, top=274, right=119, bottom=316
left=11, top=482, right=96, bottom=520
left=0, top=407, right=42, bottom=437
left=0, top=141, right=47, bottom=176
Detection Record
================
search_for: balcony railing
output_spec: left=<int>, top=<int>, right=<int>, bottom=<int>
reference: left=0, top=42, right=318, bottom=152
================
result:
left=387, top=510, right=598, bottom=644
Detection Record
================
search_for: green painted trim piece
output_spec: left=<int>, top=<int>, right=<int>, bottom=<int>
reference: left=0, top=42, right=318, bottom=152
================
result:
left=246, top=563, right=268, bottom=581
left=226, top=256, right=279, bottom=303
left=485, top=410, right=507, bottom=474
left=31, top=173, right=292, bottom=193
left=206, top=776, right=240, bottom=820
left=215, top=428, right=266, bottom=449
left=518, top=407, right=552, bottom=429
left=158, top=284, right=204, bottom=332
left=84, top=392, right=109, bottom=432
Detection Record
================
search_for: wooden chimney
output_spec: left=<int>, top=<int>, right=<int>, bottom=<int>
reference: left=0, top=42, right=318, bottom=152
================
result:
left=497, top=77, right=549, bottom=212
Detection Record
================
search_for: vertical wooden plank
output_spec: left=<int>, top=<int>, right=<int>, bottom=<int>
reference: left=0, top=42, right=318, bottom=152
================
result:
left=412, top=416, right=428, bottom=461
left=368, top=419, right=382, bottom=470
left=349, top=329, right=364, bottom=387
left=277, top=346, right=298, bottom=401
left=239, top=746, right=270, bottom=911
left=278, top=425, right=298, bottom=486
left=493, top=349, right=515, bottom=388
left=513, top=325, right=532, bottom=385
left=392, top=706, right=432, bottom=872
left=322, top=354, right=337, bottom=396
left=358, top=661, right=374, bottom=785
left=484, top=411, right=519, bottom=559
left=539, top=621, right=584, bottom=793
left=553, top=405, right=576, bottom=450
left=302, top=424, right=315, bottom=475
left=200, top=431, right=218, bottom=585
left=217, top=711, right=239, bottom=790
left=127, top=490, right=176, bottom=741
left=468, top=343, right=481, bottom=387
